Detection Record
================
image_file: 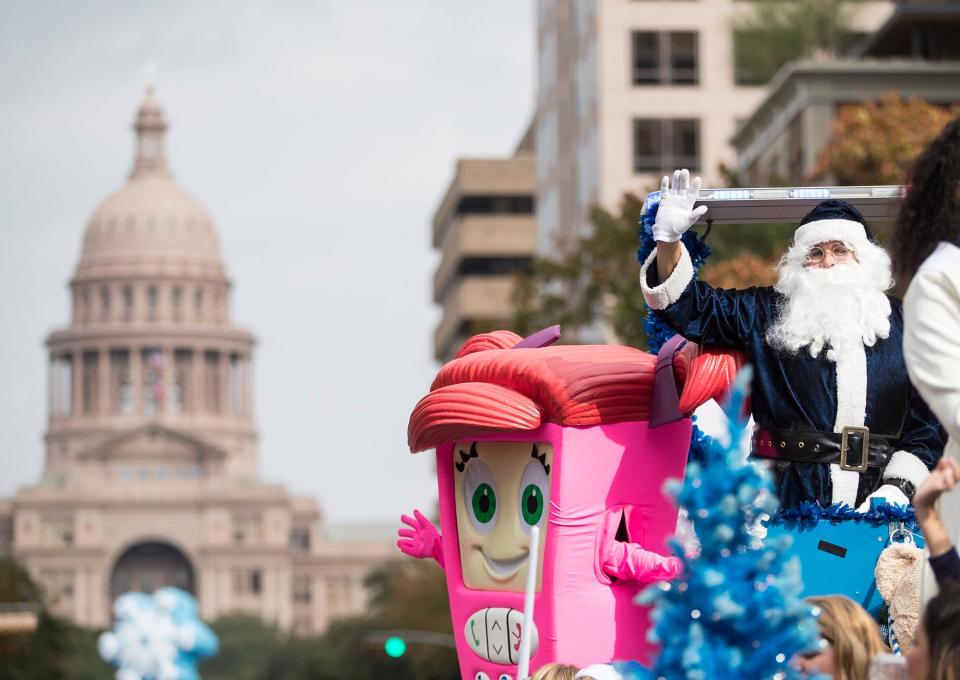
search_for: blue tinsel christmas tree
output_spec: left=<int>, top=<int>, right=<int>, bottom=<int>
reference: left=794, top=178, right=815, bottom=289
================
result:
left=621, top=368, right=819, bottom=679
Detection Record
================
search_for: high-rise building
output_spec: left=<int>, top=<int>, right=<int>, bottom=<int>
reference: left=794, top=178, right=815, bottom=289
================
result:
left=431, top=129, right=536, bottom=361
left=533, top=0, right=894, bottom=255
left=0, top=90, right=392, bottom=635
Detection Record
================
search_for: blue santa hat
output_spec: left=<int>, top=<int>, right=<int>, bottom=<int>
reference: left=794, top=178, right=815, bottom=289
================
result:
left=794, top=199, right=878, bottom=250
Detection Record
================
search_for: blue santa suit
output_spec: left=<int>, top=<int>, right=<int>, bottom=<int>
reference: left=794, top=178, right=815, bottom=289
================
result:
left=639, top=223, right=943, bottom=509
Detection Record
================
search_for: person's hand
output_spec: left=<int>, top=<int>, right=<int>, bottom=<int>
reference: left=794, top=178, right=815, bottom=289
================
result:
left=397, top=509, right=444, bottom=567
left=857, top=483, right=910, bottom=512
left=913, top=457, right=960, bottom=514
left=652, top=168, right=708, bottom=243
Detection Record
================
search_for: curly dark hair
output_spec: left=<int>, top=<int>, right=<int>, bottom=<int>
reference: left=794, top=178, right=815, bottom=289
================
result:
left=892, top=114, right=960, bottom=282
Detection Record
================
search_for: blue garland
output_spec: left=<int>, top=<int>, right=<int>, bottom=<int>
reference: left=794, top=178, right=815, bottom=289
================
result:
left=638, top=193, right=714, bottom=465
left=637, top=192, right=713, bottom=354
left=624, top=369, right=819, bottom=679
left=769, top=500, right=917, bottom=529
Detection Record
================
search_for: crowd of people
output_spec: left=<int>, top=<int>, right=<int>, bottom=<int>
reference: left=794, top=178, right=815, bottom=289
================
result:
left=639, top=116, right=960, bottom=678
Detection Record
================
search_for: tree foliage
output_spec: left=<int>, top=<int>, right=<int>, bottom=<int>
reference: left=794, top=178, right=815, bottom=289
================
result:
left=201, top=560, right=457, bottom=680
left=734, top=0, right=865, bottom=84
left=815, top=93, right=960, bottom=184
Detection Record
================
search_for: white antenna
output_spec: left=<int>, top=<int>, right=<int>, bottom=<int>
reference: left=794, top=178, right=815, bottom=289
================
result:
left=516, top=525, right=540, bottom=680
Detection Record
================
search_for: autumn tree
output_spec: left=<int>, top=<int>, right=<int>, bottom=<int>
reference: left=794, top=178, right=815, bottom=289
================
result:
left=815, top=93, right=960, bottom=184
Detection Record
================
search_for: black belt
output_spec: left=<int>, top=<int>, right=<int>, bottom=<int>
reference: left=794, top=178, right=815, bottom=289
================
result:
left=752, top=426, right=894, bottom=471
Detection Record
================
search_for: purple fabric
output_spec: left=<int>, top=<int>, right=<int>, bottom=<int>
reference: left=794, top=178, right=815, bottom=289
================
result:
left=513, top=325, right=562, bottom=349
left=650, top=334, right=687, bottom=428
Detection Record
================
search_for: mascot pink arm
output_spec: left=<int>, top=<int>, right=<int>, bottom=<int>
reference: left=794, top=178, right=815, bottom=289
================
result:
left=397, top=509, right=445, bottom=568
left=598, top=509, right=683, bottom=582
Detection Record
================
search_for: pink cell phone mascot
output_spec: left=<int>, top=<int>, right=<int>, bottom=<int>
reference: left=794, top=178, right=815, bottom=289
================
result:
left=398, top=328, right=739, bottom=680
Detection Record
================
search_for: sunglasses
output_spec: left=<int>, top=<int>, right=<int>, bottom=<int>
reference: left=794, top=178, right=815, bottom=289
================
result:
left=806, top=244, right=854, bottom=264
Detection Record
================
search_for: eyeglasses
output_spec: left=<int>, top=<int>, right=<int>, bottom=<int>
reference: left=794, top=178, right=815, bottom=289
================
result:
left=806, top=244, right=854, bottom=264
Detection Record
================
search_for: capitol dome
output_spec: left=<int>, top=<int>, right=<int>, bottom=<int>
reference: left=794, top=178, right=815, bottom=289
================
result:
left=75, top=88, right=225, bottom=281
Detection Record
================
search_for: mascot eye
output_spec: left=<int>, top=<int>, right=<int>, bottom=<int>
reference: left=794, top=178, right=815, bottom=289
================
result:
left=463, top=459, right=498, bottom=533
left=518, top=461, right=549, bottom=532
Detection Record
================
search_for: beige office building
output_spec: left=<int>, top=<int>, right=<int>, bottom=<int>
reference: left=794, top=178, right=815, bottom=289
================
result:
left=431, top=131, right=537, bottom=362
left=533, top=0, right=894, bottom=254
left=0, top=90, right=392, bottom=635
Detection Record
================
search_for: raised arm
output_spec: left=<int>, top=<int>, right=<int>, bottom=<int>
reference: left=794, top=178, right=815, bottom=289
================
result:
left=640, top=170, right=766, bottom=348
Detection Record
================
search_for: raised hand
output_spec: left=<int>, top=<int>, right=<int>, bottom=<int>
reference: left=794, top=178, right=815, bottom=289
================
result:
left=397, top=509, right=445, bottom=567
left=652, top=168, right=708, bottom=243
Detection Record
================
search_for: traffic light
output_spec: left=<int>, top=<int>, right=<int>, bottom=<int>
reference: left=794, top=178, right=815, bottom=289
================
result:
left=384, top=636, right=407, bottom=658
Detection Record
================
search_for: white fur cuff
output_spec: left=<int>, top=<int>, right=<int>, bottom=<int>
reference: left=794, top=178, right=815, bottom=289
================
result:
left=640, top=243, right=694, bottom=310
left=883, top=450, right=931, bottom=490
left=830, top=463, right=860, bottom=507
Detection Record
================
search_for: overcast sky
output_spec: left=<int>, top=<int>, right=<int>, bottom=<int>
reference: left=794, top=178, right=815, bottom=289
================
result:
left=0, top=1, right=535, bottom=525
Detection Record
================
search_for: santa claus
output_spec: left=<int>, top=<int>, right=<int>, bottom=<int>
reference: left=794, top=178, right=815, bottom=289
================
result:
left=640, top=169, right=944, bottom=509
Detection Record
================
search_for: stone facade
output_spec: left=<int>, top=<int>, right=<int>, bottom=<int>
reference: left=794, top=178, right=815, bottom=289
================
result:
left=0, top=90, right=393, bottom=635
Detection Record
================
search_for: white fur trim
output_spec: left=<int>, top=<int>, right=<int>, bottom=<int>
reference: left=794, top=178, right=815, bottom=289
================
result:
left=829, top=334, right=868, bottom=505
left=883, top=450, right=931, bottom=489
left=830, top=465, right=861, bottom=507
left=640, top=243, right=694, bottom=310
left=794, top=219, right=871, bottom=251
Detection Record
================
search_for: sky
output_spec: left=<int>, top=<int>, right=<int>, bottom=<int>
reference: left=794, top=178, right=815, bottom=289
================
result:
left=0, top=1, right=536, bottom=525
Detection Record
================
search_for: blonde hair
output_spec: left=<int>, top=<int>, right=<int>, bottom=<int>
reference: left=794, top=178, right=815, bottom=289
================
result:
left=531, top=663, right=579, bottom=680
left=808, top=595, right=887, bottom=680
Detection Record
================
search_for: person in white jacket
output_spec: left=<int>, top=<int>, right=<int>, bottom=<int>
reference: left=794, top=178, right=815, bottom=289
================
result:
left=895, top=115, right=960, bottom=578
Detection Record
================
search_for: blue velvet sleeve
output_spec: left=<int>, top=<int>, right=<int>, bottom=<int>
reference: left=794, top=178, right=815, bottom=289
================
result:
left=645, top=262, right=773, bottom=349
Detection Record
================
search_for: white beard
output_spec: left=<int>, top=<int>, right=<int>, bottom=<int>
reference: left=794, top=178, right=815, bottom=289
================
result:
left=766, top=243, right=894, bottom=362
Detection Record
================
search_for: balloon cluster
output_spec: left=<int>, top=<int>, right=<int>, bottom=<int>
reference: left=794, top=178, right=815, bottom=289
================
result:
left=98, top=587, right=218, bottom=680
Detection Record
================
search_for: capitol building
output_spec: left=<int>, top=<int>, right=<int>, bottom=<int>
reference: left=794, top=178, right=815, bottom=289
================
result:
left=0, top=90, right=393, bottom=634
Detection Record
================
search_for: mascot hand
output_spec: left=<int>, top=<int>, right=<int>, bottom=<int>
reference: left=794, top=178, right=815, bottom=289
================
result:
left=397, top=509, right=444, bottom=568
left=857, top=484, right=911, bottom=512
left=652, top=168, right=708, bottom=243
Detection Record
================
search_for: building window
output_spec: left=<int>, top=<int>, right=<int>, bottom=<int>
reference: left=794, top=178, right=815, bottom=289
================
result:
left=633, top=119, right=700, bottom=173
left=143, top=348, right=164, bottom=415
left=171, top=287, right=182, bottom=322
left=326, top=575, right=352, bottom=612
left=80, top=288, right=90, bottom=324
left=454, top=195, right=535, bottom=216
left=290, top=527, right=311, bottom=552
left=100, top=287, right=111, bottom=321
left=40, top=516, right=74, bottom=546
left=123, top=286, right=133, bottom=321
left=232, top=514, right=263, bottom=545
left=82, top=351, right=98, bottom=415
left=292, top=575, right=312, bottom=604
left=194, top=288, right=204, bottom=320
left=172, top=350, right=190, bottom=414
left=232, top=568, right=262, bottom=596
left=632, top=31, right=698, bottom=85
left=109, top=350, right=133, bottom=415
left=147, top=286, right=158, bottom=321
left=204, top=351, right=221, bottom=413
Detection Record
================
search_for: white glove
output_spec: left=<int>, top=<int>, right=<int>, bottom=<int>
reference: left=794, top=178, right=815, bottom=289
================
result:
left=857, top=483, right=910, bottom=512
left=652, top=168, right=708, bottom=243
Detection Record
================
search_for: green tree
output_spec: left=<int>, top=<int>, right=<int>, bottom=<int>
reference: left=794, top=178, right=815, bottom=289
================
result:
left=734, top=0, right=865, bottom=84
left=0, top=559, right=70, bottom=680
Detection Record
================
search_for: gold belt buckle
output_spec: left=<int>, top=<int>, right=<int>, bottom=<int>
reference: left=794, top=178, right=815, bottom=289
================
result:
left=840, top=425, right=870, bottom=472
